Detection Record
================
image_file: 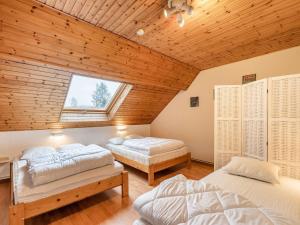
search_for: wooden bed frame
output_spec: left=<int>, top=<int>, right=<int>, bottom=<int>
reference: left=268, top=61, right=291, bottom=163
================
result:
left=112, top=152, right=191, bottom=185
left=9, top=167, right=128, bottom=225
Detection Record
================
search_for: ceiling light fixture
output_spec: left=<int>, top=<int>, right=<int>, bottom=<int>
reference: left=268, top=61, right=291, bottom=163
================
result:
left=163, top=0, right=193, bottom=27
left=136, top=28, right=145, bottom=36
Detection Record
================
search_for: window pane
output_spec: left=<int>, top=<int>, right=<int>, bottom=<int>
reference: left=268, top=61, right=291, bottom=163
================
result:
left=64, top=75, right=121, bottom=110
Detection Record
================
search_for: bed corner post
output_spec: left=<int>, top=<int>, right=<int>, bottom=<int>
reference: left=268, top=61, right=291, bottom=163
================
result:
left=9, top=161, right=25, bottom=225
left=9, top=204, right=25, bottom=225
left=121, top=171, right=129, bottom=197
left=148, top=166, right=155, bottom=186
left=186, top=152, right=192, bottom=169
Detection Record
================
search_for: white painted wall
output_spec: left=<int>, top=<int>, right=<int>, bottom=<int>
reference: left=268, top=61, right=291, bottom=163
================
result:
left=0, top=125, right=150, bottom=159
left=151, top=46, right=300, bottom=163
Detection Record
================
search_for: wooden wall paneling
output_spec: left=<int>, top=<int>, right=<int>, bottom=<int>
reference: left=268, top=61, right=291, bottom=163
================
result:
left=0, top=55, right=179, bottom=131
left=0, top=0, right=198, bottom=91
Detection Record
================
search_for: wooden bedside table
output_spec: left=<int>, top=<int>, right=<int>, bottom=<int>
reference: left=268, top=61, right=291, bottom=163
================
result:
left=0, top=156, right=10, bottom=180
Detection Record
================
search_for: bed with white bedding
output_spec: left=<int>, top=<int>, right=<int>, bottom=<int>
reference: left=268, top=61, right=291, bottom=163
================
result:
left=133, top=169, right=300, bottom=225
left=10, top=144, right=129, bottom=225
left=14, top=160, right=124, bottom=203
left=106, top=136, right=191, bottom=185
left=133, top=170, right=300, bottom=225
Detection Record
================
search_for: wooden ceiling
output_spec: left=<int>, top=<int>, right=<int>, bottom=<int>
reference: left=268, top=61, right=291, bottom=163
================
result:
left=1, top=0, right=300, bottom=131
left=0, top=57, right=177, bottom=131
left=36, top=0, right=300, bottom=70
left=0, top=0, right=194, bottom=131
left=0, top=0, right=198, bottom=91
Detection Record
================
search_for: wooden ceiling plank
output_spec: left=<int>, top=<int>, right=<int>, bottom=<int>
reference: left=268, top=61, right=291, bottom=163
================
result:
left=0, top=68, right=70, bottom=84
left=78, top=0, right=96, bottom=19
left=97, top=0, right=128, bottom=28
left=54, top=0, right=67, bottom=10
left=90, top=0, right=115, bottom=25
left=45, top=0, right=57, bottom=7
left=62, top=0, right=77, bottom=14
left=102, top=0, right=136, bottom=30
left=84, top=0, right=107, bottom=22
left=112, top=0, right=150, bottom=34
left=116, top=1, right=165, bottom=37
left=70, top=0, right=87, bottom=16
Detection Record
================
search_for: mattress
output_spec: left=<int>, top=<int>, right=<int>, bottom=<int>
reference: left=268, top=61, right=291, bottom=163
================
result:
left=13, top=159, right=124, bottom=204
left=202, top=170, right=300, bottom=223
left=122, top=137, right=185, bottom=155
left=106, top=143, right=188, bottom=165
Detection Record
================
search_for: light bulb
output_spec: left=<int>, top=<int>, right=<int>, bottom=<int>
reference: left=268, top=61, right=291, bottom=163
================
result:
left=163, top=9, right=169, bottom=18
left=136, top=29, right=145, bottom=36
left=187, top=6, right=193, bottom=15
left=177, top=13, right=185, bottom=27
left=179, top=18, right=185, bottom=27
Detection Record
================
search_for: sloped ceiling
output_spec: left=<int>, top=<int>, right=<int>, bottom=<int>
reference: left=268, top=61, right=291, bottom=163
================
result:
left=37, top=0, right=300, bottom=70
left=0, top=57, right=178, bottom=131
left=0, top=0, right=195, bottom=131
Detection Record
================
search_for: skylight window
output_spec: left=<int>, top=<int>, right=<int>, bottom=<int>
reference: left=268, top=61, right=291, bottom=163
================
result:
left=64, top=75, right=121, bottom=110
left=61, top=75, right=132, bottom=122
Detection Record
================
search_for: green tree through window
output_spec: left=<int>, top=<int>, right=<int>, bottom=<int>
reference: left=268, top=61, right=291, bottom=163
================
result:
left=92, top=82, right=111, bottom=108
left=70, top=97, right=78, bottom=107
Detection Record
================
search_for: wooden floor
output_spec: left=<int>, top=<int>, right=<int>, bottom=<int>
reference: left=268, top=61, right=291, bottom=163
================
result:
left=0, top=161, right=213, bottom=225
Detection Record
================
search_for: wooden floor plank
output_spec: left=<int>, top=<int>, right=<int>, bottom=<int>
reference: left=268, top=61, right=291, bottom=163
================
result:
left=0, top=161, right=213, bottom=225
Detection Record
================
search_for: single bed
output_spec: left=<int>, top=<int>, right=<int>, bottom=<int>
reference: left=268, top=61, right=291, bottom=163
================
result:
left=10, top=159, right=128, bottom=225
left=133, top=169, right=300, bottom=225
left=106, top=137, right=191, bottom=185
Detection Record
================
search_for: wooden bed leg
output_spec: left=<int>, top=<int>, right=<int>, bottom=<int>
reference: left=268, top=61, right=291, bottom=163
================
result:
left=9, top=204, right=25, bottom=225
left=121, top=171, right=128, bottom=197
left=186, top=152, right=192, bottom=169
left=148, top=166, right=155, bottom=186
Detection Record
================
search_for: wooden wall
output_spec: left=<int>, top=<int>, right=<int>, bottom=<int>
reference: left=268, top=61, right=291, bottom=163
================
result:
left=0, top=57, right=178, bottom=131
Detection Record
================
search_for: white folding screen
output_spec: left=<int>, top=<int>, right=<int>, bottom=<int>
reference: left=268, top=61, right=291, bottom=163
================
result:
left=214, top=86, right=241, bottom=170
left=242, top=79, right=268, bottom=160
left=268, top=74, right=300, bottom=179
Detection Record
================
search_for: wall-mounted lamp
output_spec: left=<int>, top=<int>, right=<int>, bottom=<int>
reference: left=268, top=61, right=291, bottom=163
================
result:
left=116, top=125, right=127, bottom=131
left=51, top=129, right=64, bottom=137
left=116, top=125, right=127, bottom=137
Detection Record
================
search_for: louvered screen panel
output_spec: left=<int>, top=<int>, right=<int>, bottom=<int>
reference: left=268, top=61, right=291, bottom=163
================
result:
left=268, top=74, right=300, bottom=179
left=214, top=85, right=242, bottom=170
left=242, top=79, right=268, bottom=160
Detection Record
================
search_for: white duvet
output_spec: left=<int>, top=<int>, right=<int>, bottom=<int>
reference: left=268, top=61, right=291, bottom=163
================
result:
left=27, top=144, right=114, bottom=186
left=134, top=175, right=295, bottom=225
left=122, top=137, right=185, bottom=155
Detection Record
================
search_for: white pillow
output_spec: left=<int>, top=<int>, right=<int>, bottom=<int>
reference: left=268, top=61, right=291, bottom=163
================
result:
left=108, top=137, right=124, bottom=145
left=21, top=146, right=56, bottom=160
left=124, top=134, right=144, bottom=140
left=222, top=156, right=280, bottom=184
left=57, top=143, right=85, bottom=152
